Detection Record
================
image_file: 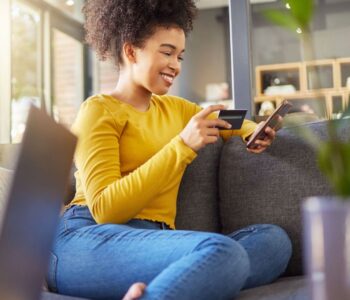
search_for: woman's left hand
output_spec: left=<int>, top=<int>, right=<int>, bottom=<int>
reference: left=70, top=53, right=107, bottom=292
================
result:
left=247, top=126, right=276, bottom=154
left=247, top=116, right=283, bottom=154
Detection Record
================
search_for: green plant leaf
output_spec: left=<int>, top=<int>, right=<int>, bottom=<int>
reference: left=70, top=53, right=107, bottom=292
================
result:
left=318, top=140, right=350, bottom=198
left=282, top=0, right=314, bottom=30
left=263, top=10, right=300, bottom=32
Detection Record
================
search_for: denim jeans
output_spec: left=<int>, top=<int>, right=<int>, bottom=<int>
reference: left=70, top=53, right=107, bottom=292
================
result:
left=47, top=205, right=292, bottom=300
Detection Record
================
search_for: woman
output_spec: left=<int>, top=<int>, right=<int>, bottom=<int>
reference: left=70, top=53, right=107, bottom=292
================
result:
left=47, top=1, right=292, bottom=299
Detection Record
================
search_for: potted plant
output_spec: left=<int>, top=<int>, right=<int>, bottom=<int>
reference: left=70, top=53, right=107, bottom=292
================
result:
left=263, top=1, right=350, bottom=299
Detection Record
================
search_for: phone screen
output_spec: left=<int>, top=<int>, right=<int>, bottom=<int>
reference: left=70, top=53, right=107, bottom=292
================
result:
left=247, top=100, right=292, bottom=149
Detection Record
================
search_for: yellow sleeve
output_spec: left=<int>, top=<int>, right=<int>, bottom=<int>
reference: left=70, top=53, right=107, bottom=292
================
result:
left=218, top=119, right=257, bottom=142
left=72, top=100, right=197, bottom=224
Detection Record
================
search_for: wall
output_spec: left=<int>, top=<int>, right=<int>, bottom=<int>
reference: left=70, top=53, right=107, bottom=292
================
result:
left=251, top=0, right=350, bottom=94
left=173, top=8, right=229, bottom=103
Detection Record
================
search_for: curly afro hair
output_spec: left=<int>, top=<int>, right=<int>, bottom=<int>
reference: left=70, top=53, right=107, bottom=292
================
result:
left=83, top=0, right=198, bottom=65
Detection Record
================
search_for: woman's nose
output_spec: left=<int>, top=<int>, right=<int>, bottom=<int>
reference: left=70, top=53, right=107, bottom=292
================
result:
left=168, top=58, right=180, bottom=73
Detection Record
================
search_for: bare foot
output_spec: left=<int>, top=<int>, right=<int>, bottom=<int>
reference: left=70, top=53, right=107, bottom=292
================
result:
left=122, top=282, right=147, bottom=300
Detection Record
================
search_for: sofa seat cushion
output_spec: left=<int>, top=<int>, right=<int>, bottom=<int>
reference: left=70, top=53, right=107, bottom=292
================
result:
left=236, top=276, right=308, bottom=300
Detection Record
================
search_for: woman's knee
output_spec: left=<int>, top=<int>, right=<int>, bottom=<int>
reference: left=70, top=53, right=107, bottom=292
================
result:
left=195, top=233, right=250, bottom=278
left=260, top=224, right=292, bottom=268
left=267, top=225, right=291, bottom=253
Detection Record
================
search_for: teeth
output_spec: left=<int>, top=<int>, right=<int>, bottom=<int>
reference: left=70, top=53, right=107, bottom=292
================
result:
left=161, top=74, right=174, bottom=84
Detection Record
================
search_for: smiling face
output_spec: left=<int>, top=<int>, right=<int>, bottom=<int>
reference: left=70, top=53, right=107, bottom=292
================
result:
left=127, top=26, right=186, bottom=95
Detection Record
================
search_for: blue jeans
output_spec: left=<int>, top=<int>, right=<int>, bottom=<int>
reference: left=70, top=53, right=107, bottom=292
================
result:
left=47, top=205, right=292, bottom=300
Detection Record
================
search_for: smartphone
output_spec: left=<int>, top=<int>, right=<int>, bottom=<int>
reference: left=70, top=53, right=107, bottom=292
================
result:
left=246, top=100, right=292, bottom=149
left=217, top=109, right=247, bottom=130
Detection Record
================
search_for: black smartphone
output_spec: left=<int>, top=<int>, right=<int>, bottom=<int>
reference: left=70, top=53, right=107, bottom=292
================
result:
left=217, top=109, right=247, bottom=130
left=246, top=100, right=292, bottom=149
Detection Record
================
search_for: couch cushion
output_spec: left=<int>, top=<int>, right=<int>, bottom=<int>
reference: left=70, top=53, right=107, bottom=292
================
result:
left=219, top=121, right=350, bottom=276
left=176, top=139, right=223, bottom=232
left=236, top=276, right=308, bottom=300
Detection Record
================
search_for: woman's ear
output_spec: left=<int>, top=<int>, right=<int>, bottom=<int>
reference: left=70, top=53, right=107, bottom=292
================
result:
left=123, top=43, right=137, bottom=64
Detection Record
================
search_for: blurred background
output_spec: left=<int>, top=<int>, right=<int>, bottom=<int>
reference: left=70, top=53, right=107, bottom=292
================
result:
left=1, top=0, right=350, bottom=144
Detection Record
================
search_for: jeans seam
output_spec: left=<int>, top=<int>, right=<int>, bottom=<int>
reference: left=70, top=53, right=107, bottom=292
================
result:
left=230, top=226, right=257, bottom=239
left=60, top=228, right=200, bottom=242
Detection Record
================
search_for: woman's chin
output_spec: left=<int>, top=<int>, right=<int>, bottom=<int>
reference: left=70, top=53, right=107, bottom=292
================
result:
left=152, top=86, right=170, bottom=96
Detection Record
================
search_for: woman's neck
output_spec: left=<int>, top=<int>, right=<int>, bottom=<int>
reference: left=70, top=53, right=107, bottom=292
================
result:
left=110, top=74, right=152, bottom=112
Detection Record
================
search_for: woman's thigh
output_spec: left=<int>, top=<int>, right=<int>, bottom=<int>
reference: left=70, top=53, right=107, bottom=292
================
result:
left=48, top=206, right=249, bottom=300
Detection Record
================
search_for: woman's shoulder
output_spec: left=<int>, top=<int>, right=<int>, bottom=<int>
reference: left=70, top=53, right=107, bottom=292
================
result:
left=73, top=94, right=128, bottom=132
left=153, top=94, right=199, bottom=111
left=78, top=94, right=130, bottom=119
left=82, top=94, right=122, bottom=109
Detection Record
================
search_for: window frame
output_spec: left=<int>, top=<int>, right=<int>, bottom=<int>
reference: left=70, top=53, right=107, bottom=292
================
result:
left=229, top=0, right=253, bottom=118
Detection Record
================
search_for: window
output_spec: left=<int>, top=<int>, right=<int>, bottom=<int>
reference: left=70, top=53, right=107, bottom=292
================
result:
left=251, top=0, right=350, bottom=119
left=97, top=60, right=119, bottom=95
left=44, top=0, right=84, bottom=22
left=52, top=29, right=84, bottom=128
left=0, top=0, right=86, bottom=143
left=11, top=1, right=41, bottom=142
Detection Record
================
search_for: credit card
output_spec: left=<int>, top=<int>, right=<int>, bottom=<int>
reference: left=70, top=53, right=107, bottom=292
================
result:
left=217, top=109, right=247, bottom=130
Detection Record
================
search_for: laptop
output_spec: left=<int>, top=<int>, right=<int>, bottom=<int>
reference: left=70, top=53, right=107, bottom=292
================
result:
left=0, top=106, right=77, bottom=300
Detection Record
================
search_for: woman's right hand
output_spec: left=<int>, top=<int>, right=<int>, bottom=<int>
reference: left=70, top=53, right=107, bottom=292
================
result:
left=180, top=105, right=232, bottom=152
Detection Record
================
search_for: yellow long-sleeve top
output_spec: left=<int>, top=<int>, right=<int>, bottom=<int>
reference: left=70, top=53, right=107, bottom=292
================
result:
left=70, top=94, right=257, bottom=229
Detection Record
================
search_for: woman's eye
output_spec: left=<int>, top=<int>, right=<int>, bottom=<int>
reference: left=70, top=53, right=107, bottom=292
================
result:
left=178, top=57, right=184, bottom=61
left=163, top=52, right=171, bottom=56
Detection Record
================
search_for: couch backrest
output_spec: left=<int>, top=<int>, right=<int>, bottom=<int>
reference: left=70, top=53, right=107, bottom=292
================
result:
left=219, top=120, right=350, bottom=276
left=176, top=139, right=223, bottom=232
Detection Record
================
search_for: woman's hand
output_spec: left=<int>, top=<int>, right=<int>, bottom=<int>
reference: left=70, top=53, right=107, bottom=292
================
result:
left=247, top=116, right=282, bottom=154
left=180, top=105, right=232, bottom=152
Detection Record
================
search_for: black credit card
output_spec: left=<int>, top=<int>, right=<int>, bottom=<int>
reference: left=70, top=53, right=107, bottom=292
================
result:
left=217, top=109, right=247, bottom=130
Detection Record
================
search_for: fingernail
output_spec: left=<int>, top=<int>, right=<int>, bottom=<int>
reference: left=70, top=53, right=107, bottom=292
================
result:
left=227, top=123, right=232, bottom=128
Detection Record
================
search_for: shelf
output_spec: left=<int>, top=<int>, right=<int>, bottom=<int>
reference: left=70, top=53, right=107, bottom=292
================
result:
left=255, top=57, right=350, bottom=118
left=254, top=91, right=347, bottom=119
left=305, top=62, right=336, bottom=90
left=255, top=63, right=302, bottom=96
left=338, top=58, right=350, bottom=89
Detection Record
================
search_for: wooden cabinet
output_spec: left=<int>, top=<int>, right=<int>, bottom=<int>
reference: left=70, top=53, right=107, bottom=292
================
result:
left=254, top=58, right=350, bottom=119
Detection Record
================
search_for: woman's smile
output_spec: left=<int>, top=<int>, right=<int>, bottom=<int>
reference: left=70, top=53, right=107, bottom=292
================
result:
left=160, top=72, right=175, bottom=86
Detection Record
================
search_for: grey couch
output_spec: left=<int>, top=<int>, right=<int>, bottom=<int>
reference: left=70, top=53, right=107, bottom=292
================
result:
left=175, top=119, right=346, bottom=300
left=2, top=120, right=347, bottom=300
